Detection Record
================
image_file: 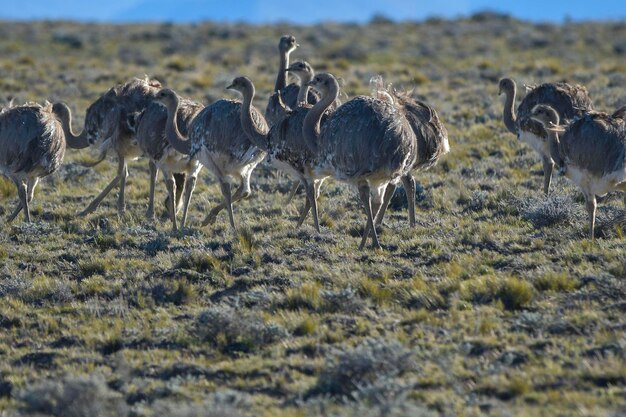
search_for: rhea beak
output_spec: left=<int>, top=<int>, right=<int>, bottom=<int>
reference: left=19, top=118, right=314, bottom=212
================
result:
left=226, top=84, right=234, bottom=90
left=548, top=122, right=566, bottom=132
left=295, top=43, right=300, bottom=47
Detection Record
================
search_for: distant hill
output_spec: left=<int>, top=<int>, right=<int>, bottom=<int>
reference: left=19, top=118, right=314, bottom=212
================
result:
left=113, top=0, right=262, bottom=23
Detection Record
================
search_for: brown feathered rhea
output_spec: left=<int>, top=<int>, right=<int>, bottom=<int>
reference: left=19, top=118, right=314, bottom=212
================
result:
left=499, top=77, right=593, bottom=195
left=265, top=36, right=319, bottom=126
left=303, top=73, right=418, bottom=250
left=155, top=78, right=267, bottom=231
left=135, top=98, right=204, bottom=231
left=0, top=102, right=65, bottom=222
left=531, top=104, right=626, bottom=239
left=59, top=76, right=162, bottom=216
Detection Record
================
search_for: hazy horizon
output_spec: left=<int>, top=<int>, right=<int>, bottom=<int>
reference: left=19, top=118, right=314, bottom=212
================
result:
left=2, top=0, right=626, bottom=24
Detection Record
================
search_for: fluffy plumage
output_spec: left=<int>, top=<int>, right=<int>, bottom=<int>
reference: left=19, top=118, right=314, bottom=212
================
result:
left=0, top=103, right=65, bottom=222
left=136, top=98, right=204, bottom=230
left=500, top=77, right=593, bottom=195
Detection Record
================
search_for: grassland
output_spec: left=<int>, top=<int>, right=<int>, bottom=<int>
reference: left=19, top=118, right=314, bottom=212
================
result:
left=0, top=13, right=625, bottom=417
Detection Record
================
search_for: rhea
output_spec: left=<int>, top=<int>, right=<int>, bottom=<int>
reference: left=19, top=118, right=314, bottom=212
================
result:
left=499, top=77, right=593, bottom=195
left=155, top=78, right=267, bottom=230
left=303, top=73, right=417, bottom=249
left=135, top=98, right=204, bottom=231
left=530, top=104, right=626, bottom=240
left=368, top=76, right=449, bottom=228
left=265, top=61, right=337, bottom=230
left=265, top=35, right=318, bottom=127
left=57, top=77, right=162, bottom=216
left=0, top=102, right=65, bottom=222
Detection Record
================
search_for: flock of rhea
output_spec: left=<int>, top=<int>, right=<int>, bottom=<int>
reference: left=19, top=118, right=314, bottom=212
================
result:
left=1, top=34, right=625, bottom=248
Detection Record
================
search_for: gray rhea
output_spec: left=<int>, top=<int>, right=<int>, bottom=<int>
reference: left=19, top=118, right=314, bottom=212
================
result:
left=0, top=102, right=65, bottom=222
left=265, top=35, right=319, bottom=126
left=303, top=73, right=418, bottom=249
left=369, top=80, right=449, bottom=228
left=499, top=77, right=593, bottom=195
left=61, top=77, right=162, bottom=216
left=135, top=98, right=204, bottom=231
left=155, top=79, right=267, bottom=230
left=266, top=61, right=335, bottom=230
left=530, top=104, right=626, bottom=240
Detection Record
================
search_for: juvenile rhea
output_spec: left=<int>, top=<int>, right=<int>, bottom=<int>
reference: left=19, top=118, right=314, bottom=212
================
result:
left=531, top=104, right=626, bottom=239
left=499, top=77, right=593, bottom=195
left=0, top=102, right=65, bottom=222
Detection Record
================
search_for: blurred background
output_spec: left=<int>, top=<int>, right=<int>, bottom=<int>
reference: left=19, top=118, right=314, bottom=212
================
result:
left=1, top=0, right=625, bottom=23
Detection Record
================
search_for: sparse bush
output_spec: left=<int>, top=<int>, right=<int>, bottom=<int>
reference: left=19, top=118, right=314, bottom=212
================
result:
left=534, top=271, right=580, bottom=292
left=177, top=251, right=222, bottom=273
left=461, top=275, right=533, bottom=310
left=23, top=276, right=73, bottom=304
left=284, top=282, right=322, bottom=310
left=520, top=194, right=577, bottom=228
left=149, top=279, right=196, bottom=305
left=498, top=277, right=534, bottom=310
left=19, top=375, right=127, bottom=417
left=79, top=259, right=108, bottom=277
left=321, top=286, right=365, bottom=314
left=294, top=316, right=319, bottom=336
left=193, top=305, right=287, bottom=354
left=310, top=337, right=415, bottom=399
left=0, top=276, right=30, bottom=298
left=144, top=235, right=170, bottom=256
left=148, top=390, right=251, bottom=417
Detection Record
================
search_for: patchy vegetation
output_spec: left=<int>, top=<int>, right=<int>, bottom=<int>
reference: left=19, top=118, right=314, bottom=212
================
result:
left=0, top=14, right=626, bottom=417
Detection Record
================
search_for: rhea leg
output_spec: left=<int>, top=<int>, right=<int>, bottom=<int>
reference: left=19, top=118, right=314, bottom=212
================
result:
left=79, top=157, right=125, bottom=216
left=584, top=193, right=597, bottom=240
left=296, top=195, right=311, bottom=228
left=542, top=156, right=554, bottom=196
left=374, top=182, right=397, bottom=227
left=27, top=178, right=39, bottom=204
left=401, top=174, right=416, bottom=227
left=360, top=184, right=387, bottom=250
left=285, top=181, right=300, bottom=204
left=163, top=171, right=178, bottom=231
left=358, top=183, right=381, bottom=250
left=9, top=181, right=30, bottom=223
left=220, top=180, right=235, bottom=230
left=173, top=173, right=186, bottom=213
left=146, top=161, right=158, bottom=220
left=180, top=174, right=197, bottom=229
left=304, top=179, right=320, bottom=232
left=202, top=177, right=249, bottom=226
left=116, top=158, right=129, bottom=213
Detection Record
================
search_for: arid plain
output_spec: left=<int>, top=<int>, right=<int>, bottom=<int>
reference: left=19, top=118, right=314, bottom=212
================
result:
left=0, top=14, right=625, bottom=417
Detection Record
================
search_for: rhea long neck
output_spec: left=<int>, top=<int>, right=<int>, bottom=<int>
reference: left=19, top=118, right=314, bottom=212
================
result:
left=296, top=71, right=314, bottom=105
left=56, top=105, right=90, bottom=149
left=275, top=48, right=292, bottom=92
left=502, top=82, right=518, bottom=135
left=302, top=80, right=339, bottom=154
left=240, top=85, right=268, bottom=151
left=162, top=98, right=190, bottom=155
